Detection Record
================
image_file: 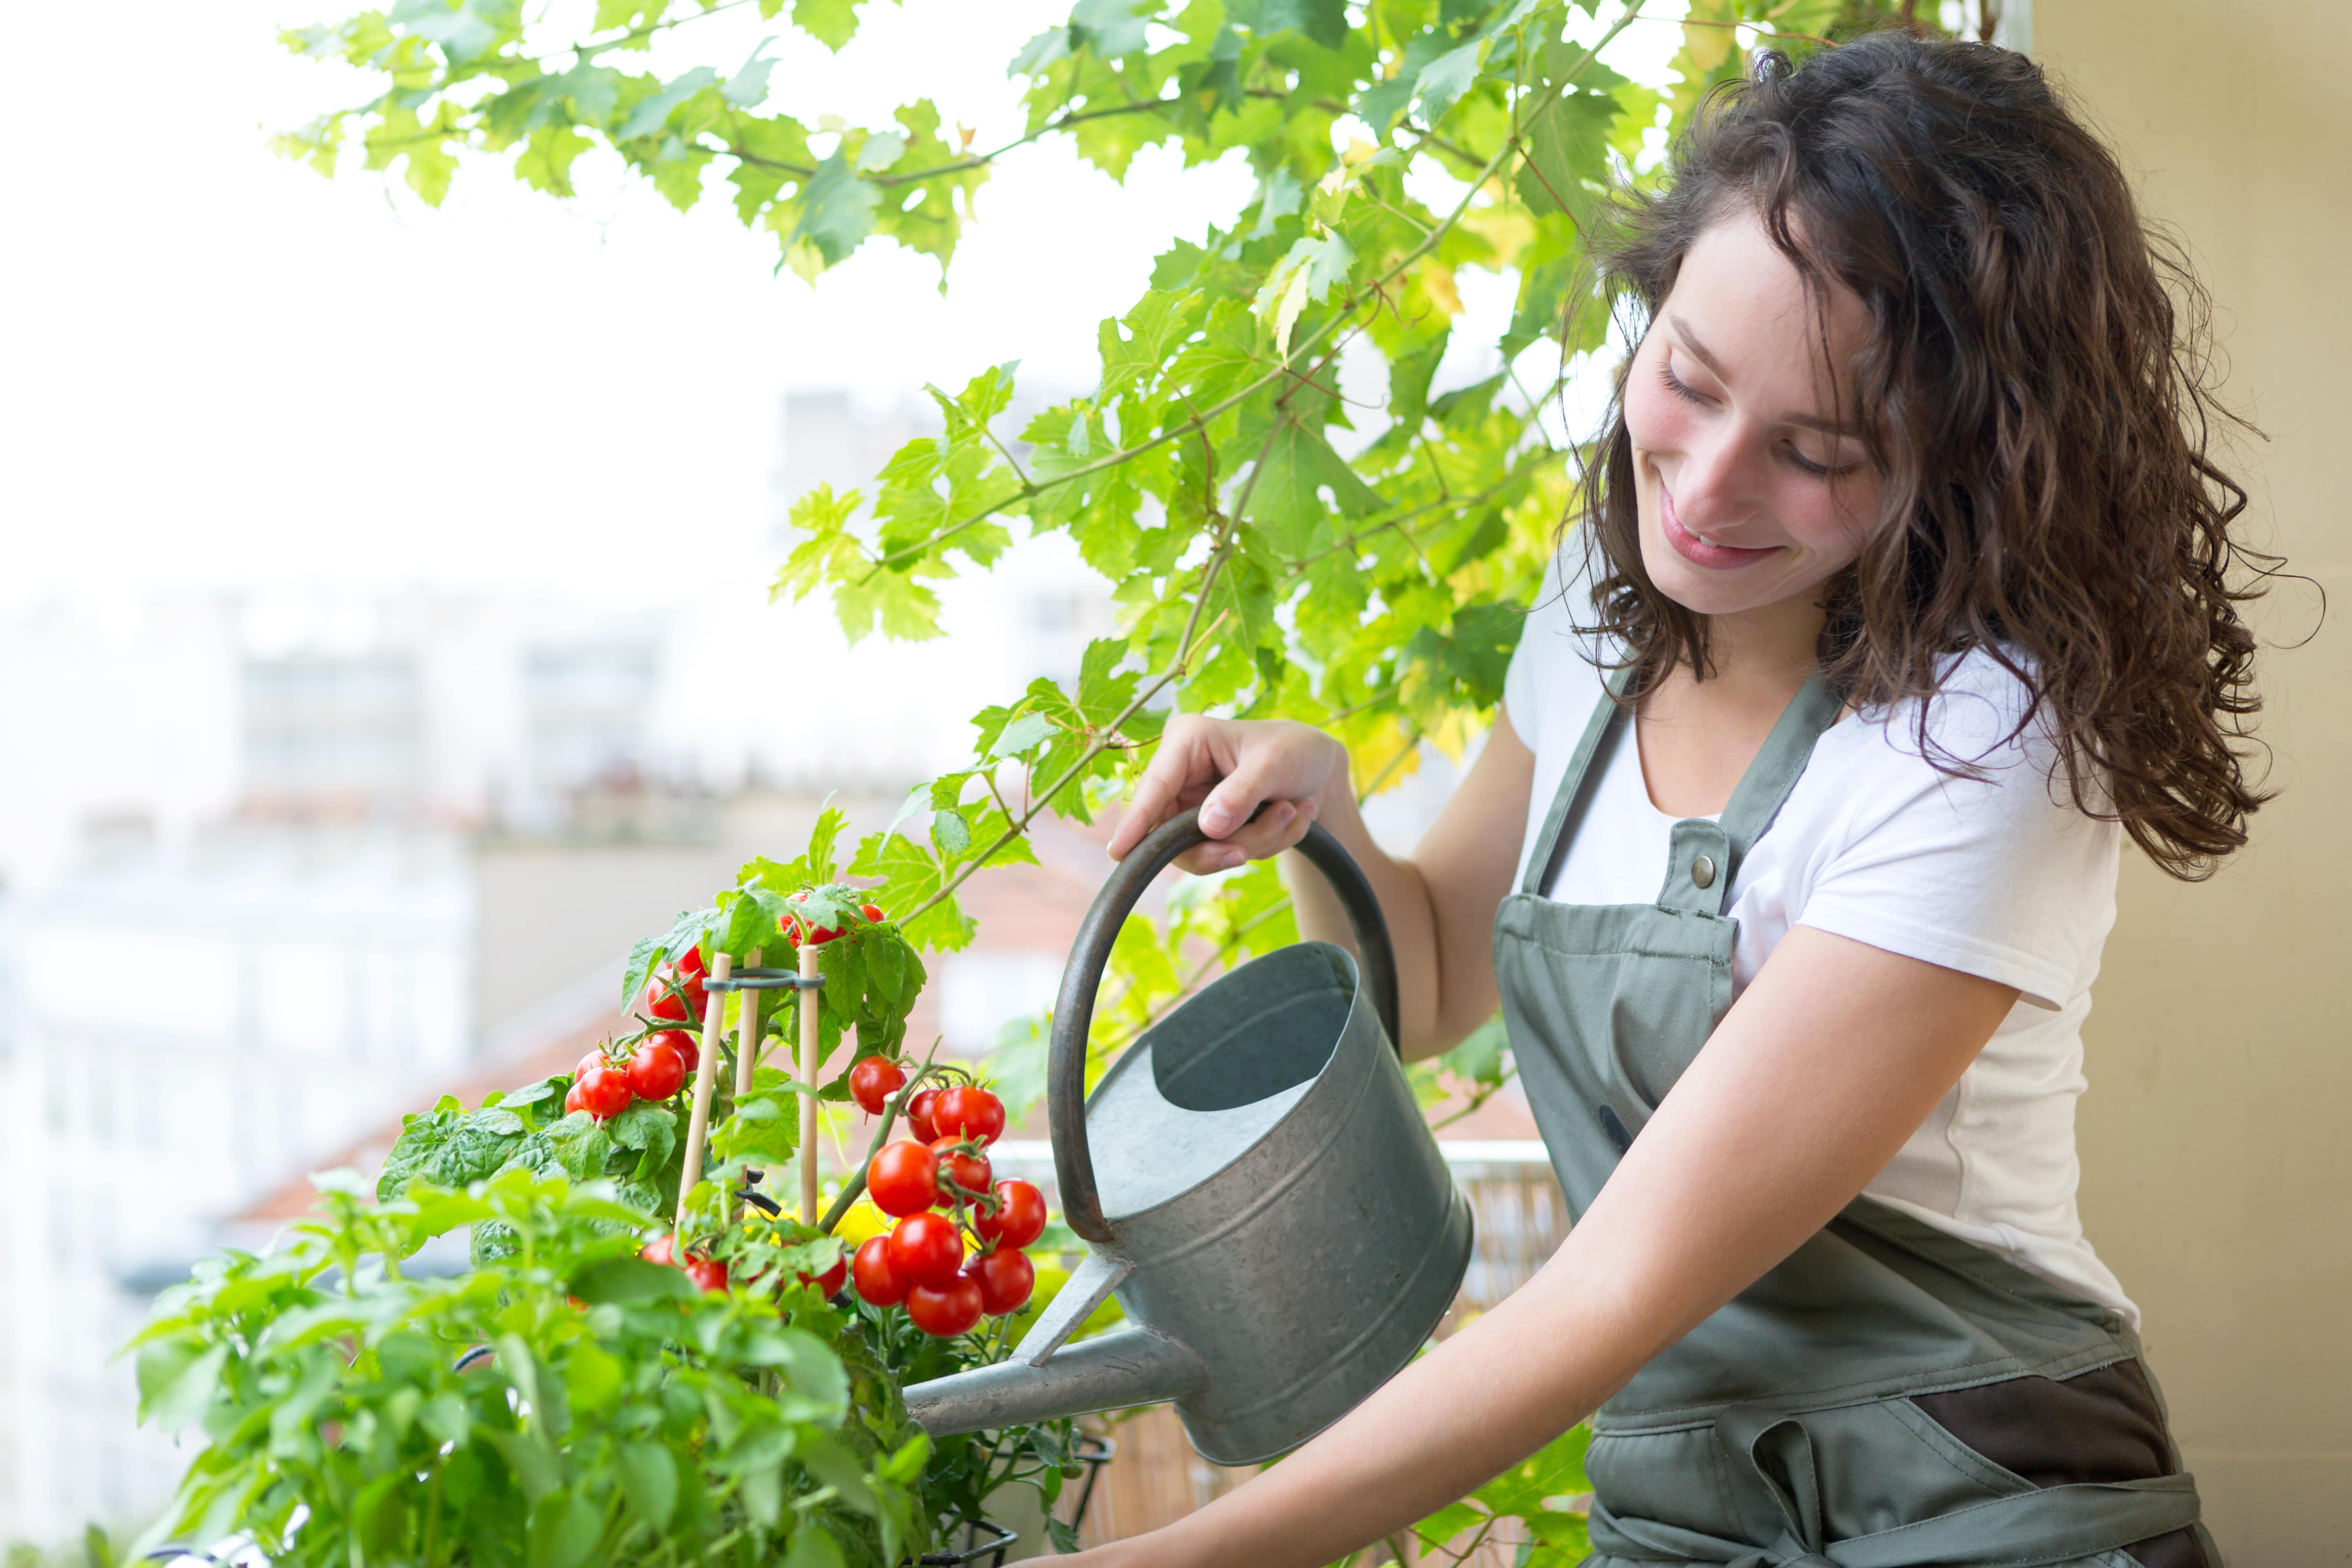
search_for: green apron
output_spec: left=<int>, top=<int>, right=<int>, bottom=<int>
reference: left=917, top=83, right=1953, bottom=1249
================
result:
left=1492, top=670, right=2215, bottom=1567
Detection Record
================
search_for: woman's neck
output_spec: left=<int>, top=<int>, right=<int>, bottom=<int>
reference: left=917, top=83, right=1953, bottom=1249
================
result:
left=1693, top=592, right=1826, bottom=693
left=1637, top=592, right=1829, bottom=817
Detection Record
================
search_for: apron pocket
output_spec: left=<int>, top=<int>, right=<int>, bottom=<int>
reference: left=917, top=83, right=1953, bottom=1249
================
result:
left=1907, top=1361, right=2214, bottom=1568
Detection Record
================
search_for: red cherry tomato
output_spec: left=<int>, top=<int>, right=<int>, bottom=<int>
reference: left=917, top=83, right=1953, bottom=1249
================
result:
left=576, top=1064, right=633, bottom=1120
left=932, top=1085, right=1005, bottom=1147
left=967, top=1247, right=1036, bottom=1316
left=851, top=1235, right=909, bottom=1306
left=931, top=1137, right=992, bottom=1201
left=644, top=1027, right=699, bottom=1076
left=974, top=1179, right=1048, bottom=1250
left=849, top=1056, right=906, bottom=1116
left=683, top=1255, right=729, bottom=1294
left=867, top=1140, right=941, bottom=1218
left=576, top=1049, right=611, bottom=1079
left=886, top=1212, right=965, bottom=1290
left=564, top=1082, right=588, bottom=1116
left=625, top=1039, right=686, bottom=1101
left=796, top=1251, right=848, bottom=1298
left=860, top=902, right=886, bottom=923
left=641, top=1233, right=677, bottom=1267
left=670, top=969, right=707, bottom=1019
left=904, top=1087, right=941, bottom=1143
left=905, top=1275, right=985, bottom=1338
left=673, top=944, right=707, bottom=984
left=644, top=983, right=690, bottom=1022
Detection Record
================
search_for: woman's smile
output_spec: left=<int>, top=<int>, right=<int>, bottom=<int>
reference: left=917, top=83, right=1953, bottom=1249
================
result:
left=1658, top=481, right=1782, bottom=570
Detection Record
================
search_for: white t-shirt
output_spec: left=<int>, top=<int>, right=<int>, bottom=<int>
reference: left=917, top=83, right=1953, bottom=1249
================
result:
left=1503, top=553, right=2136, bottom=1323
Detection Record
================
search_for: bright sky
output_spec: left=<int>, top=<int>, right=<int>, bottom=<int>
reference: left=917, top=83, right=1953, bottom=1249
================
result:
left=1, top=2, right=1689, bottom=618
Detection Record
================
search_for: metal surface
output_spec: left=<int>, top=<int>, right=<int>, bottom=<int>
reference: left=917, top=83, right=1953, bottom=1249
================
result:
left=902, top=1325, right=1206, bottom=1432
left=905, top=811, right=1470, bottom=1465
left=1050, top=811, right=1400, bottom=1241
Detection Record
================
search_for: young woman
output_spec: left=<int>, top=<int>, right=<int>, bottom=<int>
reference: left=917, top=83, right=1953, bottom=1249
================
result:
left=1082, top=32, right=2263, bottom=1568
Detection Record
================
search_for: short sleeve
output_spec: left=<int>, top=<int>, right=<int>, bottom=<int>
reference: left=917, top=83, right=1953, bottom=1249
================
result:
left=1792, top=658, right=2120, bottom=1009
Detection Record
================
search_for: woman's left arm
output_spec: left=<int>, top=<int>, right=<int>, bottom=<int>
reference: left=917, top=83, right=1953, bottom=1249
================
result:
left=1062, top=927, right=2020, bottom=1568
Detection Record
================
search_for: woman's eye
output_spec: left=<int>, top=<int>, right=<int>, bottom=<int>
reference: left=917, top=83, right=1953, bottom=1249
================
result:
left=1785, top=446, right=1831, bottom=477
left=1657, top=358, right=1708, bottom=406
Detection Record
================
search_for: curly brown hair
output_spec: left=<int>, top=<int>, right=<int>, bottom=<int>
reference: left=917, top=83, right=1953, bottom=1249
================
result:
left=1575, top=32, right=2274, bottom=879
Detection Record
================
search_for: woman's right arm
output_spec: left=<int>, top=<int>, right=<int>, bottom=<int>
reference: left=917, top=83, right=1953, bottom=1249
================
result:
left=1104, top=710, right=1537, bottom=1056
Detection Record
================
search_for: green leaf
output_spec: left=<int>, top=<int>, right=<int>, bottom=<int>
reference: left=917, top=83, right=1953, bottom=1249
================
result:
left=570, top=1256, right=695, bottom=1304
left=722, top=38, right=780, bottom=106
left=789, top=149, right=880, bottom=267
left=931, top=809, right=973, bottom=858
left=1228, top=0, right=1348, bottom=49
left=793, top=0, right=866, bottom=51
left=135, top=1340, right=229, bottom=1430
left=1416, top=40, right=1486, bottom=126
left=1243, top=416, right=1380, bottom=557
left=617, top=1439, right=679, bottom=1527
left=988, top=712, right=1054, bottom=758
left=615, top=66, right=717, bottom=140
left=1516, top=92, right=1619, bottom=223
left=783, top=1526, right=846, bottom=1568
left=527, top=1487, right=602, bottom=1568
left=1069, top=0, right=1154, bottom=58
left=515, top=125, right=591, bottom=195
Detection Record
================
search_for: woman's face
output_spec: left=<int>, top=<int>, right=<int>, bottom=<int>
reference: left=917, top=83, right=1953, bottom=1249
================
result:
left=1623, top=208, right=1884, bottom=623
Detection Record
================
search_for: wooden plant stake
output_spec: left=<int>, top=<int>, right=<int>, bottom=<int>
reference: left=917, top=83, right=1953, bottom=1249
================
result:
left=727, top=947, right=764, bottom=1220
left=799, top=941, right=822, bottom=1227
left=677, top=951, right=733, bottom=1233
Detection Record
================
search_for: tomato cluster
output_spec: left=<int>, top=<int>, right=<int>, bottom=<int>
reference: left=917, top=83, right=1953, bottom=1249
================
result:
left=564, top=1026, right=700, bottom=1122
left=843, top=1082, right=1040, bottom=1338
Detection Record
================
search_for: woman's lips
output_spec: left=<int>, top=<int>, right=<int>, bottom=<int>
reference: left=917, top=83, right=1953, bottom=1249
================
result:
left=1661, top=485, right=1780, bottom=569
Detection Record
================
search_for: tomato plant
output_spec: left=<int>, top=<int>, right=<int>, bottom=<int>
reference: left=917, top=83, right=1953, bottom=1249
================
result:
left=129, top=1169, right=925, bottom=1567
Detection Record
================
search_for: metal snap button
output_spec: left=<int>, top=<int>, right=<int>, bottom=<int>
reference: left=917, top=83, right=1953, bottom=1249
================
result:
left=1691, top=855, right=1717, bottom=889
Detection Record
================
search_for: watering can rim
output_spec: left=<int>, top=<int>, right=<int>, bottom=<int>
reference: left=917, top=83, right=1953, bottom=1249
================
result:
left=1046, top=808, right=1401, bottom=1244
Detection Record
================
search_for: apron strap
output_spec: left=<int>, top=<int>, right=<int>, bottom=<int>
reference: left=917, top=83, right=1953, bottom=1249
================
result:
left=1656, top=671, right=1843, bottom=917
left=1520, top=666, right=1637, bottom=897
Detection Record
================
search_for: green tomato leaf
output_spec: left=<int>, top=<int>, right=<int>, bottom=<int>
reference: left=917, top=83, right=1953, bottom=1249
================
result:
left=569, top=1256, right=696, bottom=1305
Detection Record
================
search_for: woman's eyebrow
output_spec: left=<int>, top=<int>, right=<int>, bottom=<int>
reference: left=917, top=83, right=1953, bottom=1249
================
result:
left=1667, top=310, right=1858, bottom=437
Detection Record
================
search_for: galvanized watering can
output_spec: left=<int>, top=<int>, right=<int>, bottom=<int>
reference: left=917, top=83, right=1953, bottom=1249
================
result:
left=901, top=808, right=1474, bottom=1464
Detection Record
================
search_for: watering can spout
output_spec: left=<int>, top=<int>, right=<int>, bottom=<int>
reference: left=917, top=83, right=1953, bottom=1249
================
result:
left=902, top=1325, right=1206, bottom=1439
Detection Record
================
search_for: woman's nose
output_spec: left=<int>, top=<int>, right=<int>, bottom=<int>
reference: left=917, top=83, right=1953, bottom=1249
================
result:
left=1669, top=421, right=1759, bottom=526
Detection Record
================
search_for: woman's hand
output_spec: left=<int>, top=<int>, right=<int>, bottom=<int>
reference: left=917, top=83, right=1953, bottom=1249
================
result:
left=1105, top=714, right=1350, bottom=872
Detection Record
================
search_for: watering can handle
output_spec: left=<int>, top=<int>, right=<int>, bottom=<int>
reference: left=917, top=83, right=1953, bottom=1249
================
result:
left=1049, top=807, right=1401, bottom=1243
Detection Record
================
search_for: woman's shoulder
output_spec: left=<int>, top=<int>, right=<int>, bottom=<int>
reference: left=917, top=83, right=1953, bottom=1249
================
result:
left=1817, top=644, right=2113, bottom=845
left=1849, top=645, right=2064, bottom=777
left=1504, top=543, right=1619, bottom=745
